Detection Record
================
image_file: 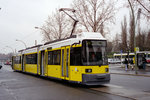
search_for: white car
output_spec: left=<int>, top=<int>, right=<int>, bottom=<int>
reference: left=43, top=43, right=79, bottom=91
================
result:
left=108, top=58, right=121, bottom=64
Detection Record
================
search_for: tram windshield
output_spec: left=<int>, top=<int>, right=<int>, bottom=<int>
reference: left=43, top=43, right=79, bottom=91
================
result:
left=82, top=40, right=107, bottom=66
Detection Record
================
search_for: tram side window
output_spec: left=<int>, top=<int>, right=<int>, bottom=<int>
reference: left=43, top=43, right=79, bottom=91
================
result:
left=26, top=54, right=37, bottom=64
left=14, top=56, right=21, bottom=64
left=70, top=47, right=82, bottom=66
left=53, top=50, right=61, bottom=65
left=48, top=50, right=61, bottom=65
left=48, top=52, right=53, bottom=65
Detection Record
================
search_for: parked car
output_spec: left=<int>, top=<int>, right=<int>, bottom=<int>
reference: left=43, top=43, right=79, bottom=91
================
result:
left=0, top=62, right=2, bottom=69
left=4, top=61, right=11, bottom=65
left=146, top=58, right=150, bottom=63
left=108, top=58, right=121, bottom=64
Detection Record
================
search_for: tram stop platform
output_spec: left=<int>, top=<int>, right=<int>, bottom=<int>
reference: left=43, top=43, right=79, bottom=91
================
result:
left=109, top=64, right=150, bottom=77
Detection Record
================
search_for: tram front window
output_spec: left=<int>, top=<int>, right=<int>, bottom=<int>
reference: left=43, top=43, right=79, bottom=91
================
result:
left=82, top=40, right=107, bottom=66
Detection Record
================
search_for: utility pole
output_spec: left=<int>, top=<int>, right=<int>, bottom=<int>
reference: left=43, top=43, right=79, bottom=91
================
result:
left=127, top=0, right=141, bottom=74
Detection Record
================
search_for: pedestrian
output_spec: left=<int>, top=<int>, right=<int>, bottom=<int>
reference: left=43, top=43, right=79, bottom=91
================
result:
left=124, top=58, right=128, bottom=71
left=142, top=55, right=147, bottom=70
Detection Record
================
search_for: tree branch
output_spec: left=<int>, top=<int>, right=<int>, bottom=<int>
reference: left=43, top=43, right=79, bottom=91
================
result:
left=136, top=0, right=150, bottom=13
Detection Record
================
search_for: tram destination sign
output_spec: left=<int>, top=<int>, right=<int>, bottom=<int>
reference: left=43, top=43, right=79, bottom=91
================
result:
left=86, top=40, right=106, bottom=47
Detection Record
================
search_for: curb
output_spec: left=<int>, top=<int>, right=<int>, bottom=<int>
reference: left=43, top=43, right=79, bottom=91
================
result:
left=110, top=72, right=150, bottom=77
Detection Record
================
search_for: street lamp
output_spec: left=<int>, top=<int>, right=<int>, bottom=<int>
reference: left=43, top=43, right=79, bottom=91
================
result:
left=16, top=39, right=27, bottom=49
left=35, top=27, right=47, bottom=34
left=35, top=26, right=51, bottom=41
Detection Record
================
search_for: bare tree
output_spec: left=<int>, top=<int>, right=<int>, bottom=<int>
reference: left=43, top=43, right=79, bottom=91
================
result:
left=136, top=0, right=150, bottom=20
left=129, top=12, right=135, bottom=52
left=136, top=30, right=150, bottom=51
left=146, top=30, right=150, bottom=50
left=121, top=16, right=128, bottom=52
left=126, top=0, right=149, bottom=52
left=126, top=0, right=150, bottom=21
left=136, top=28, right=142, bottom=50
left=137, top=30, right=150, bottom=51
left=107, top=41, right=113, bottom=53
left=112, top=33, right=121, bottom=52
left=41, top=9, right=72, bottom=42
left=72, top=0, right=118, bottom=36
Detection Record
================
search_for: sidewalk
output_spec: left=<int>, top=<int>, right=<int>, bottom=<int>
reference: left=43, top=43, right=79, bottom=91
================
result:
left=109, top=64, right=150, bottom=77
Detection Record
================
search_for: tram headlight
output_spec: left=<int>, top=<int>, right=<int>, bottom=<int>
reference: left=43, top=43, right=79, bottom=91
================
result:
left=85, top=69, right=92, bottom=73
left=105, top=68, right=109, bottom=72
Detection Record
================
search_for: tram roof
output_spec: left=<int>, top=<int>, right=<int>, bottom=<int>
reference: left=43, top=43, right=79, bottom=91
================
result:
left=44, top=32, right=106, bottom=45
left=137, top=51, right=150, bottom=54
left=39, top=32, right=106, bottom=51
left=114, top=51, right=150, bottom=56
left=16, top=32, right=106, bottom=54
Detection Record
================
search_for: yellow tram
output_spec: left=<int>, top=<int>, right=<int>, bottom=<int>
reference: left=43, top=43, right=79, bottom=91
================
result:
left=12, top=32, right=110, bottom=85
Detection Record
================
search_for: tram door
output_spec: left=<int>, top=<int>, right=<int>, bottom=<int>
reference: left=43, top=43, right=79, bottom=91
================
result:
left=137, top=53, right=145, bottom=69
left=61, top=47, right=70, bottom=80
left=12, top=56, right=14, bottom=70
left=40, top=51, right=45, bottom=76
left=21, top=54, right=25, bottom=72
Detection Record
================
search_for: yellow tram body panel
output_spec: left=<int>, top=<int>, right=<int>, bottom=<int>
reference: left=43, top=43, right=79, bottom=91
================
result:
left=69, top=65, right=109, bottom=82
left=13, top=64, right=22, bottom=71
left=38, top=51, right=42, bottom=75
left=47, top=65, right=61, bottom=78
left=25, top=64, right=38, bottom=74
left=46, top=48, right=61, bottom=78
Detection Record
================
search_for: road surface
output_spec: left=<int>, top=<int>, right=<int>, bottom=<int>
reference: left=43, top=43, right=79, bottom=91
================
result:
left=1, top=65, right=150, bottom=100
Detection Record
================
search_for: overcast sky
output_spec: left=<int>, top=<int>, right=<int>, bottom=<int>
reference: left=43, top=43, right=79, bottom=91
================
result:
left=0, top=0, right=74, bottom=54
left=0, top=0, right=147, bottom=54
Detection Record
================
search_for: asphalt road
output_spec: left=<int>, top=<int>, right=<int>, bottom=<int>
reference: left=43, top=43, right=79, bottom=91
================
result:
left=0, top=65, right=131, bottom=100
left=109, top=64, right=150, bottom=92
left=110, top=74, right=150, bottom=92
